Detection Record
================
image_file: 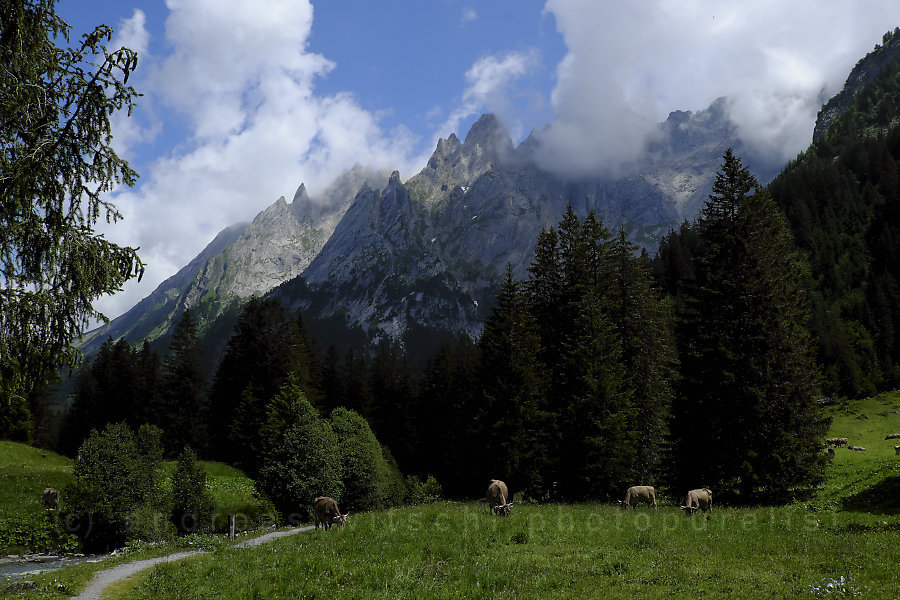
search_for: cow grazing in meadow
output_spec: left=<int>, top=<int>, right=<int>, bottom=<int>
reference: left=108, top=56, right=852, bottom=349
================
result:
left=618, top=485, right=657, bottom=510
left=884, top=433, right=900, bottom=440
left=681, top=488, right=713, bottom=516
left=828, top=447, right=835, bottom=458
left=42, top=487, right=60, bottom=509
left=894, top=445, right=900, bottom=455
left=487, top=479, right=512, bottom=516
left=848, top=445, right=867, bottom=451
left=313, top=496, right=348, bottom=530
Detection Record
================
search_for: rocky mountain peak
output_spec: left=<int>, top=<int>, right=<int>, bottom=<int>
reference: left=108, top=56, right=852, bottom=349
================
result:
left=814, top=27, right=900, bottom=141
left=463, top=113, right=513, bottom=157
left=292, top=183, right=310, bottom=204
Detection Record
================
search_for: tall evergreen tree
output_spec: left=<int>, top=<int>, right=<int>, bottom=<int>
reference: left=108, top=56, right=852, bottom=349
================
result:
left=161, top=311, right=208, bottom=455
left=674, top=150, right=827, bottom=502
left=478, top=266, right=552, bottom=499
left=609, top=230, right=677, bottom=483
left=208, top=297, right=297, bottom=463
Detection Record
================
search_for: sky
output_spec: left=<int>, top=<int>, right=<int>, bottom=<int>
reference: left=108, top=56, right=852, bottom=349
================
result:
left=54, top=0, right=900, bottom=323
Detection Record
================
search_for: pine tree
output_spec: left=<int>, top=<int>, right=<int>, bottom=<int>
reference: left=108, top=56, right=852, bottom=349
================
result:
left=208, top=297, right=296, bottom=461
left=162, top=311, right=208, bottom=456
left=674, top=150, right=827, bottom=502
left=1, top=1, right=143, bottom=430
left=609, top=229, right=677, bottom=483
left=478, top=266, right=552, bottom=499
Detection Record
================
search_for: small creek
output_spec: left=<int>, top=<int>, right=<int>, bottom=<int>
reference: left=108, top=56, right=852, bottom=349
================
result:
left=0, top=554, right=106, bottom=580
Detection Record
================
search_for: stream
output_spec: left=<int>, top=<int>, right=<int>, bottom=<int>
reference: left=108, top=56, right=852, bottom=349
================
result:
left=0, top=554, right=106, bottom=580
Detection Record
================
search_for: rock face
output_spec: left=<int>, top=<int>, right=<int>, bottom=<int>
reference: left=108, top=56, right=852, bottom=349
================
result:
left=279, top=99, right=765, bottom=347
left=814, top=28, right=900, bottom=142
left=86, top=98, right=765, bottom=355
left=82, top=165, right=387, bottom=354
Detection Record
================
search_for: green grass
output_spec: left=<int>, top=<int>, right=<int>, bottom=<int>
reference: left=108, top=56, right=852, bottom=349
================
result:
left=814, top=391, right=900, bottom=512
left=0, top=442, right=76, bottom=554
left=110, top=502, right=899, bottom=600
left=0, top=446, right=270, bottom=554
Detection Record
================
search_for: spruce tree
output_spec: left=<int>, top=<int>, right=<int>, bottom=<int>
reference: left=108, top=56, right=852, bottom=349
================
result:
left=478, top=266, right=552, bottom=499
left=162, top=311, right=208, bottom=456
left=674, top=150, right=827, bottom=502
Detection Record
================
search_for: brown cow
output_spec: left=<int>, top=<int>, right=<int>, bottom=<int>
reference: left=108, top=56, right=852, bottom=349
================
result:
left=42, top=487, right=60, bottom=509
left=618, top=485, right=657, bottom=511
left=848, top=445, right=867, bottom=451
left=313, top=496, right=348, bottom=530
left=487, top=479, right=512, bottom=516
left=681, top=488, right=713, bottom=516
left=884, top=433, right=900, bottom=440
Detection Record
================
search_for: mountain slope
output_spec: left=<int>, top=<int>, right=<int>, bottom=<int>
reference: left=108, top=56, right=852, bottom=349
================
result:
left=273, top=99, right=767, bottom=352
left=81, top=165, right=387, bottom=354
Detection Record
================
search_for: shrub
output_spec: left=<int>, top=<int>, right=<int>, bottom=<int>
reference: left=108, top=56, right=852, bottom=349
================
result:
left=405, top=474, right=444, bottom=505
left=62, top=422, right=163, bottom=551
left=255, top=378, right=342, bottom=521
left=329, top=407, right=391, bottom=511
left=171, top=447, right=216, bottom=534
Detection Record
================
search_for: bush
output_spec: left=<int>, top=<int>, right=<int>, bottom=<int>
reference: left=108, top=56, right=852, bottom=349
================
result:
left=171, top=447, right=216, bottom=534
left=405, top=474, right=444, bottom=505
left=255, top=379, right=342, bottom=521
left=379, top=444, right=408, bottom=506
left=329, top=407, right=392, bottom=511
left=62, top=422, right=163, bottom=551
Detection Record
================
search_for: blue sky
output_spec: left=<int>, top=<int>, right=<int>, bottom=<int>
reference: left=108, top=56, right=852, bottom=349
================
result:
left=54, top=0, right=900, bottom=321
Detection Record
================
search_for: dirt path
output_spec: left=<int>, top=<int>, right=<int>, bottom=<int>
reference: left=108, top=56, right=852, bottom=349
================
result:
left=69, top=526, right=315, bottom=600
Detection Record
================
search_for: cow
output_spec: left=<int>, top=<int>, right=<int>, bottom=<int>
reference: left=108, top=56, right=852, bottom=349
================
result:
left=487, top=479, right=512, bottom=516
left=828, top=447, right=835, bottom=458
left=884, top=433, right=900, bottom=440
left=681, top=488, right=713, bottom=516
left=42, top=487, right=60, bottom=509
left=848, top=445, right=867, bottom=451
left=313, top=496, right=348, bottom=530
left=837, top=438, right=849, bottom=447
left=895, top=445, right=900, bottom=455
left=617, top=485, right=657, bottom=511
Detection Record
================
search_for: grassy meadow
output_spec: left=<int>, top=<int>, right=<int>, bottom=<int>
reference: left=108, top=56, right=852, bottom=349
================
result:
left=110, top=502, right=899, bottom=600
left=0, top=442, right=76, bottom=554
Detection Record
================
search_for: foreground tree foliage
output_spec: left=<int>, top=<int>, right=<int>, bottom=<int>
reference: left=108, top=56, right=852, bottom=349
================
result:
left=0, top=0, right=143, bottom=439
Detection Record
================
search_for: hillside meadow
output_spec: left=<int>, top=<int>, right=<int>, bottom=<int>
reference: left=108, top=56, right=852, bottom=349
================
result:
left=0, top=446, right=270, bottom=555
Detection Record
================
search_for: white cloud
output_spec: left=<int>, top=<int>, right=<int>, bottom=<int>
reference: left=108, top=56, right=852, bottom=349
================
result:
left=538, top=0, right=900, bottom=175
left=94, top=0, right=421, bottom=321
left=438, top=49, right=540, bottom=143
left=462, top=7, right=478, bottom=23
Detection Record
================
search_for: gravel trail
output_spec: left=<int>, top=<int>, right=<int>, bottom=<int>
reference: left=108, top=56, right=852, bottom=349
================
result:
left=69, top=526, right=315, bottom=600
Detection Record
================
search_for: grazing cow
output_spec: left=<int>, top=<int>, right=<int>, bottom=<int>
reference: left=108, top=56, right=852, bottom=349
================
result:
left=618, top=485, right=657, bottom=511
left=680, top=488, right=713, bottom=516
left=894, top=445, right=900, bottom=455
left=41, top=487, right=60, bottom=509
left=884, top=433, right=900, bottom=440
left=848, top=445, right=867, bottom=451
left=828, top=447, right=835, bottom=458
left=487, top=479, right=512, bottom=516
left=313, top=496, right=348, bottom=530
